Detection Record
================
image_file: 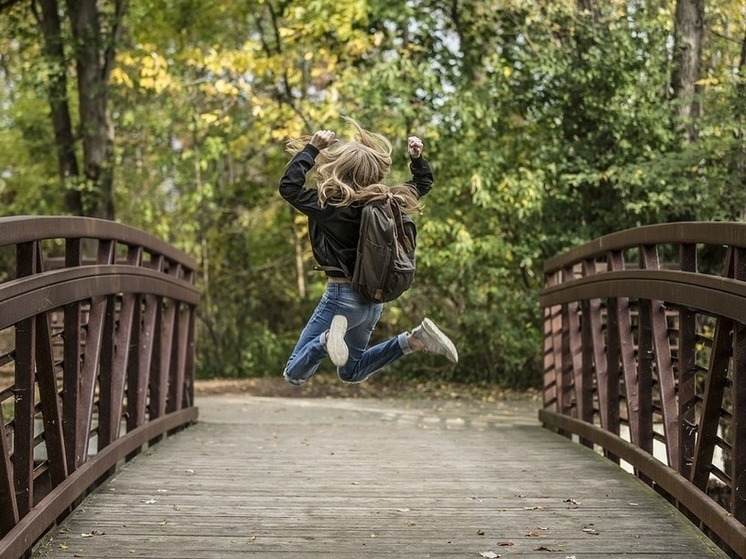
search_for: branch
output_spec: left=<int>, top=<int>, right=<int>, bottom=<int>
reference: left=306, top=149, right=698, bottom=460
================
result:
left=263, top=3, right=312, bottom=130
left=0, top=0, right=26, bottom=13
left=101, top=0, right=127, bottom=82
left=708, top=28, right=745, bottom=47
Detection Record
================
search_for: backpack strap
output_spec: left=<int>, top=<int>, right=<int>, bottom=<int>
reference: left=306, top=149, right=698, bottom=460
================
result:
left=314, top=264, right=352, bottom=279
left=387, top=197, right=414, bottom=253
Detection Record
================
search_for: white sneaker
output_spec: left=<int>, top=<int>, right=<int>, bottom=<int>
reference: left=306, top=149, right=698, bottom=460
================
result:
left=327, top=315, right=349, bottom=367
left=411, top=318, right=458, bottom=363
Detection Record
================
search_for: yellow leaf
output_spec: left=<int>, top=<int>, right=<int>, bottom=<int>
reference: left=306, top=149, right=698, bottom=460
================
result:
left=110, top=67, right=134, bottom=88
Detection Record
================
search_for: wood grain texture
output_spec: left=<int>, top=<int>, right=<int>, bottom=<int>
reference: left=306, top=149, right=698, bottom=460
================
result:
left=33, top=396, right=728, bottom=559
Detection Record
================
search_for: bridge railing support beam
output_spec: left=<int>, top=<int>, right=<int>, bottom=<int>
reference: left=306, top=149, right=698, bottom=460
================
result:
left=541, top=222, right=746, bottom=558
left=0, top=216, right=200, bottom=559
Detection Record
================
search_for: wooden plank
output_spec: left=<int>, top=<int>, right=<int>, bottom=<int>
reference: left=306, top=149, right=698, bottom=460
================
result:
left=678, top=243, right=697, bottom=479
left=640, top=245, right=678, bottom=470
left=76, top=295, right=108, bottom=465
left=34, top=311, right=68, bottom=487
left=732, top=247, right=746, bottom=523
left=14, top=242, right=37, bottom=517
left=608, top=251, right=640, bottom=446
left=0, top=408, right=18, bottom=536
left=582, top=259, right=611, bottom=431
left=33, top=397, right=729, bottom=559
left=691, top=316, right=733, bottom=492
left=543, top=271, right=560, bottom=412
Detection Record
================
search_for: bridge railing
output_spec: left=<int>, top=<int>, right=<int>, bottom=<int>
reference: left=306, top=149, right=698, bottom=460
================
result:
left=540, top=222, right=746, bottom=558
left=0, top=216, right=200, bottom=559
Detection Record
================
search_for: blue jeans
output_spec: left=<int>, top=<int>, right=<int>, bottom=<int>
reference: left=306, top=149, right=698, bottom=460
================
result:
left=283, top=282, right=412, bottom=385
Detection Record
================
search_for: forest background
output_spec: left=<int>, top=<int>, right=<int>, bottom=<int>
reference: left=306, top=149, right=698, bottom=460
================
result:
left=0, top=0, right=744, bottom=389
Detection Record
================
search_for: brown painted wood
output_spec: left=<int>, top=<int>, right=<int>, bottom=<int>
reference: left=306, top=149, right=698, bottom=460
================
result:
left=0, top=216, right=197, bottom=270
left=0, top=409, right=18, bottom=536
left=640, top=245, right=679, bottom=470
left=732, top=248, right=746, bottom=524
left=678, top=244, right=697, bottom=479
left=607, top=252, right=640, bottom=447
left=542, top=223, right=746, bottom=552
left=62, top=240, right=83, bottom=475
left=33, top=397, right=729, bottom=559
left=34, top=311, right=68, bottom=488
left=691, top=318, right=733, bottom=492
left=14, top=242, right=37, bottom=518
left=0, top=217, right=199, bottom=558
left=544, top=221, right=746, bottom=272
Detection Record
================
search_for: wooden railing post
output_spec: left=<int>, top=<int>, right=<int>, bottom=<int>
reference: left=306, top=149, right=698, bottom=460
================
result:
left=731, top=247, right=746, bottom=525
left=678, top=243, right=697, bottom=479
left=14, top=242, right=37, bottom=518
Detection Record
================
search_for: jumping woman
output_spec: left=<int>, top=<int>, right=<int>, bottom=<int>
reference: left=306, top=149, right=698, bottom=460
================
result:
left=279, top=118, right=458, bottom=386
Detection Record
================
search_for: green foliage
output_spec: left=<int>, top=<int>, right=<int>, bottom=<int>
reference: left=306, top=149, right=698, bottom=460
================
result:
left=1, top=0, right=745, bottom=389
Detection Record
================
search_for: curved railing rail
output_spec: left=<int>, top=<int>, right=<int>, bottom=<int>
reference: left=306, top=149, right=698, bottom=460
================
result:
left=0, top=216, right=200, bottom=559
left=540, top=222, right=746, bottom=558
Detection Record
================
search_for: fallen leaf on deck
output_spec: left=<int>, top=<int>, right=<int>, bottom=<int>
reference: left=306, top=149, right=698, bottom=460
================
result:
left=477, top=529, right=485, bottom=535
left=479, top=552, right=500, bottom=558
left=563, top=498, right=579, bottom=505
left=80, top=530, right=104, bottom=538
left=142, top=499, right=157, bottom=504
left=526, top=531, right=541, bottom=537
left=524, top=505, right=545, bottom=510
left=582, top=528, right=599, bottom=535
left=497, top=541, right=515, bottom=546
left=535, top=545, right=557, bottom=551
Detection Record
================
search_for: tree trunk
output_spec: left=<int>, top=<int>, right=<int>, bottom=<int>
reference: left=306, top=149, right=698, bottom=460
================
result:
left=735, top=29, right=746, bottom=220
left=36, top=0, right=82, bottom=215
left=671, top=0, right=704, bottom=142
left=291, top=208, right=307, bottom=299
left=65, top=0, right=119, bottom=219
left=449, top=0, right=485, bottom=84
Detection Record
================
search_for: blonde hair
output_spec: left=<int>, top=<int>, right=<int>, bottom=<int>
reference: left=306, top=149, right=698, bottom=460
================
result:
left=286, top=117, right=421, bottom=212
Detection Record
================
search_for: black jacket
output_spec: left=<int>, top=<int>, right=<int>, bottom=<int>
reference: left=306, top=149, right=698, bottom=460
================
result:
left=279, top=144, right=433, bottom=278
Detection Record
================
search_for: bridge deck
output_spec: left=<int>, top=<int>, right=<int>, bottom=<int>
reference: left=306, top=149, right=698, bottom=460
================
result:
left=33, top=395, right=727, bottom=559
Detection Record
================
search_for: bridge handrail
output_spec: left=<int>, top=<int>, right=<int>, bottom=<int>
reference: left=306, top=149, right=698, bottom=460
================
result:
left=0, top=216, right=200, bottom=559
left=541, top=221, right=746, bottom=558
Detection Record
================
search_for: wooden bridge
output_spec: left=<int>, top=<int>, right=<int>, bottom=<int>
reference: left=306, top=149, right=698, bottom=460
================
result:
left=0, top=217, right=745, bottom=558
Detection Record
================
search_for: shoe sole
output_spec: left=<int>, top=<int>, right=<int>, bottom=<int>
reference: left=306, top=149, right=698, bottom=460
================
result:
left=421, top=318, right=459, bottom=363
left=327, top=315, right=349, bottom=367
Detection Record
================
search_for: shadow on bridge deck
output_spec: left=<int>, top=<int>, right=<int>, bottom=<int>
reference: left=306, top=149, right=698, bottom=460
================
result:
left=33, top=396, right=727, bottom=559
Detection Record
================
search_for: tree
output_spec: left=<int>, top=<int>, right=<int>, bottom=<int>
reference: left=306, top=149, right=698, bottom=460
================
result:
left=2, top=0, right=744, bottom=388
left=671, top=0, right=705, bottom=142
left=1, top=0, right=126, bottom=218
